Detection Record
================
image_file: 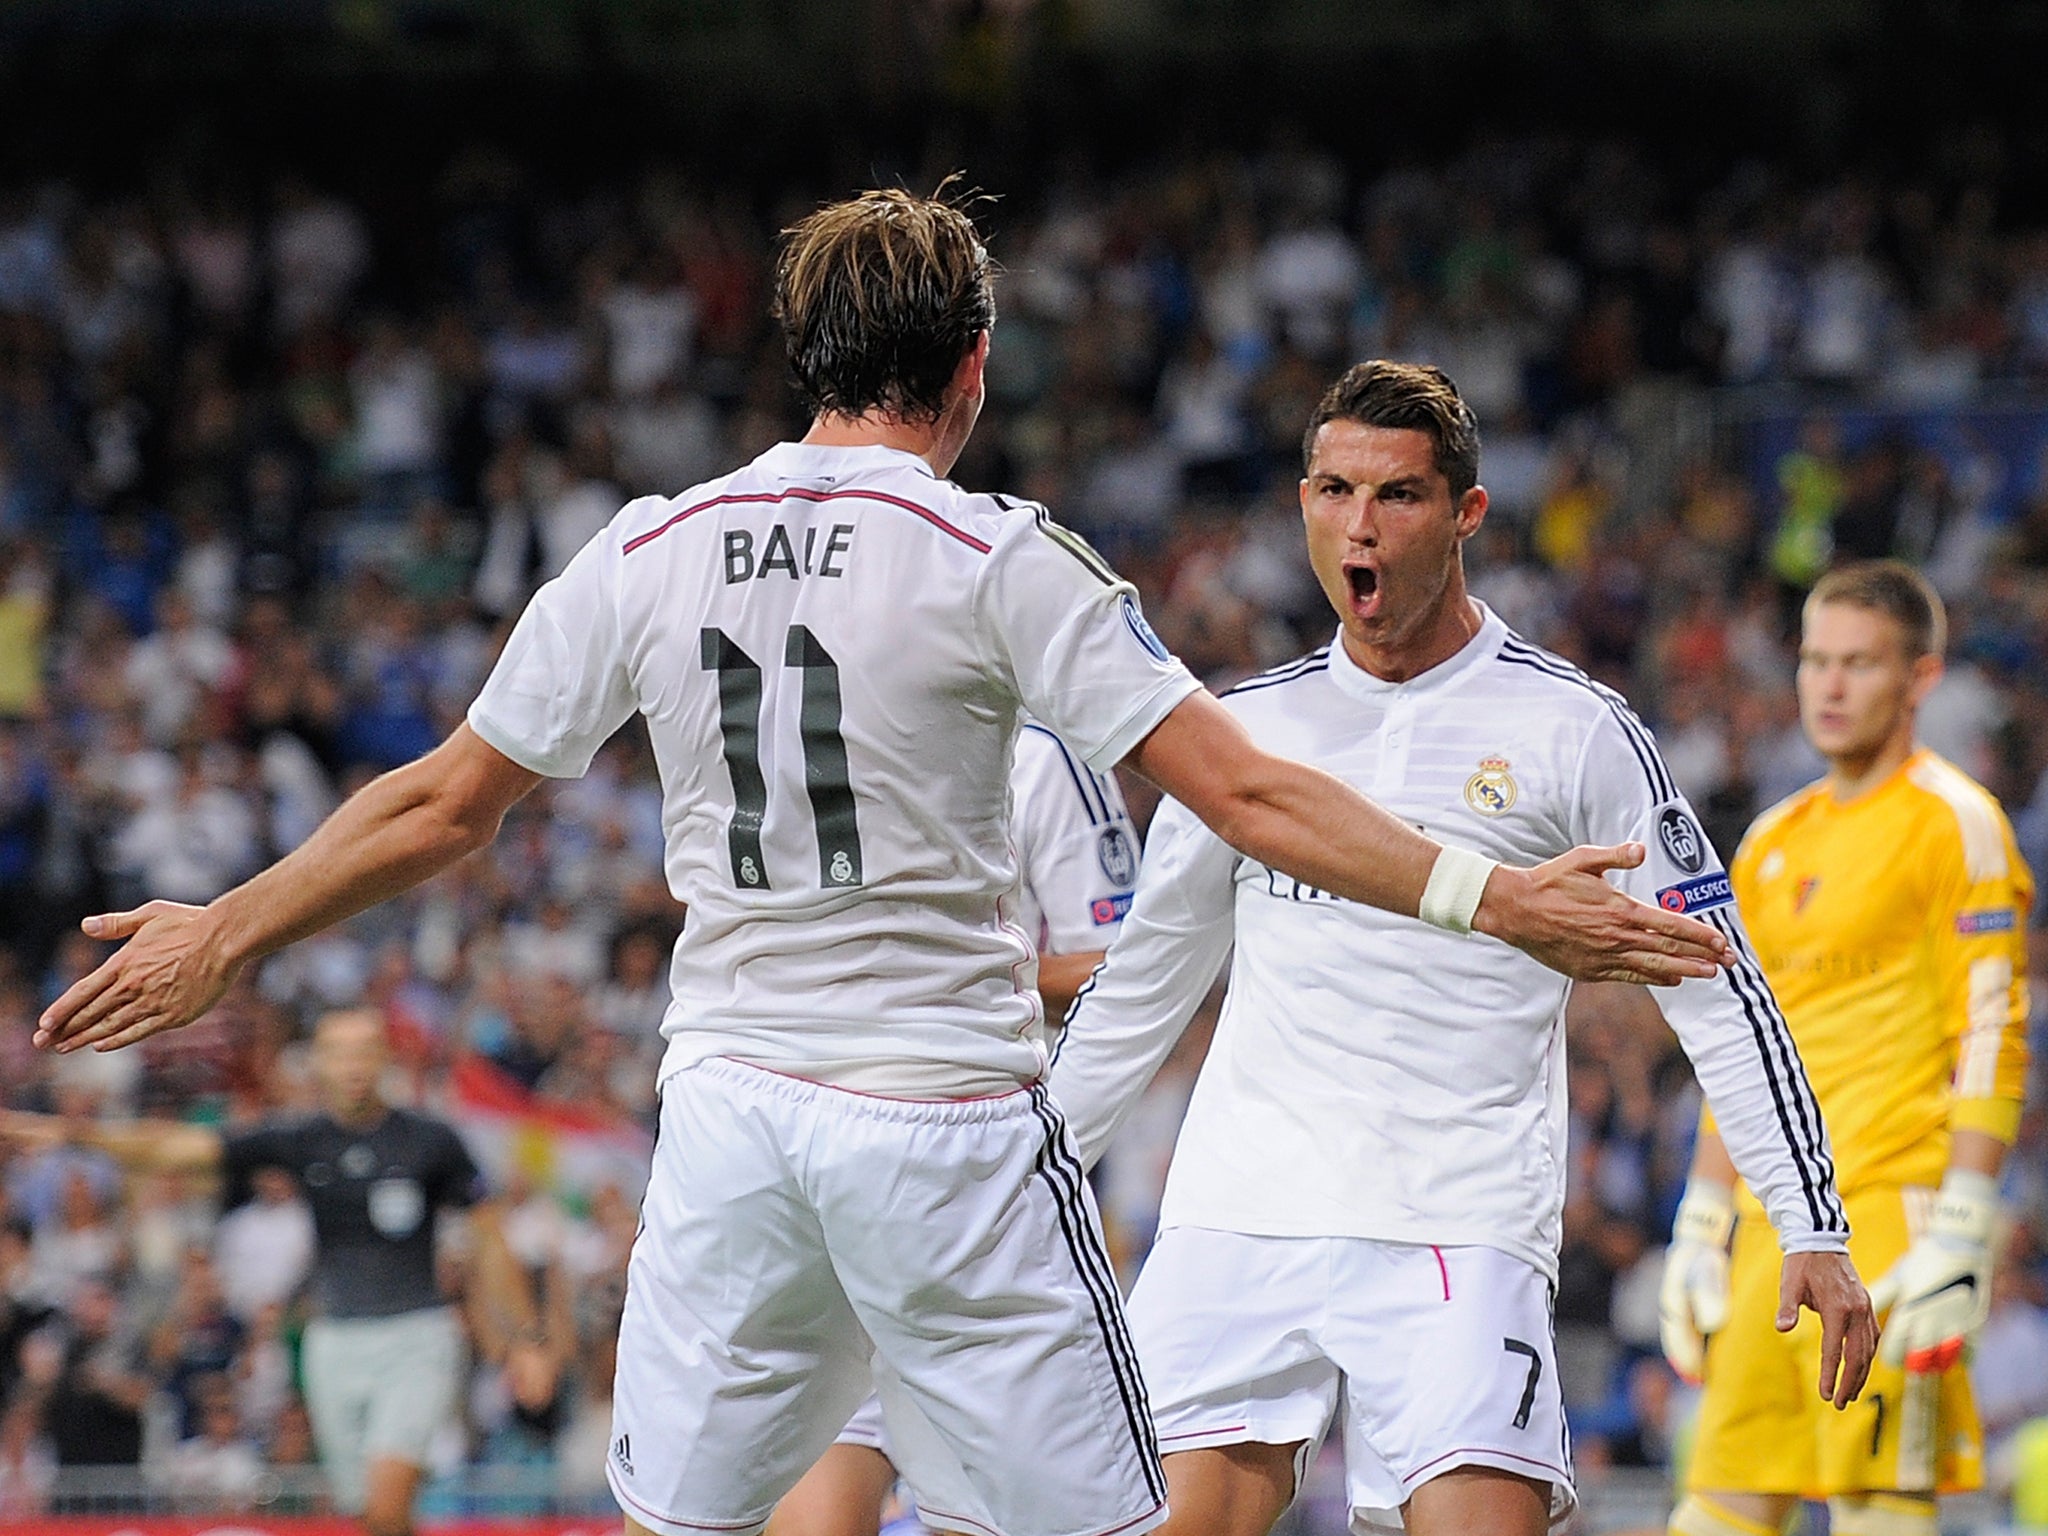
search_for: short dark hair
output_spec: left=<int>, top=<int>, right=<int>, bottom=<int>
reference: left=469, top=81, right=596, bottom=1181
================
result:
left=772, top=184, right=997, bottom=425
left=1806, top=560, right=1946, bottom=659
left=1301, top=360, right=1481, bottom=499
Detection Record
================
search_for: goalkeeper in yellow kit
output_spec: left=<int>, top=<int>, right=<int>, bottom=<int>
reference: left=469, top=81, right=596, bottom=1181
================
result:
left=1662, top=561, right=2032, bottom=1536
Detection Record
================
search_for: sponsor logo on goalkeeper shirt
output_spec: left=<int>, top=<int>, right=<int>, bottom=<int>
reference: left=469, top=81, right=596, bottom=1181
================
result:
left=1656, top=872, right=1733, bottom=914
left=1955, top=907, right=2017, bottom=935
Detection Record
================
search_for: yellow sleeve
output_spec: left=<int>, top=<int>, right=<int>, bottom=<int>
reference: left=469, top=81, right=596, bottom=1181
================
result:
left=1929, top=808, right=2033, bottom=1144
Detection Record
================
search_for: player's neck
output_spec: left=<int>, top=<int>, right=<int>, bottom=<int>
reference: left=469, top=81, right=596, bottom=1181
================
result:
left=326, top=1099, right=389, bottom=1132
left=1825, top=730, right=1918, bottom=802
left=1341, top=588, right=1484, bottom=685
left=801, top=413, right=946, bottom=475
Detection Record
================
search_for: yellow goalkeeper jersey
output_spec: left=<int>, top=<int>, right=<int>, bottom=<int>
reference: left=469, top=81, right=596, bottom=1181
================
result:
left=1722, top=748, right=2031, bottom=1196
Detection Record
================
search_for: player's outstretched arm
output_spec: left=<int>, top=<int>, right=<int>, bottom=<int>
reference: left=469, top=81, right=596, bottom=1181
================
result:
left=1127, top=691, right=1731, bottom=985
left=0, top=1109, right=223, bottom=1175
left=35, top=725, right=542, bottom=1054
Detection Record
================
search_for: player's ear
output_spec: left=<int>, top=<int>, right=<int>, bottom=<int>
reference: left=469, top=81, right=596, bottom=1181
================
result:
left=952, top=330, right=991, bottom=398
left=1453, top=484, right=1489, bottom=541
left=1907, top=650, right=1944, bottom=706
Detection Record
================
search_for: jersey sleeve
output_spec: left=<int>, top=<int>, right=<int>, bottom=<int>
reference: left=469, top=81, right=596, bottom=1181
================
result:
left=1572, top=706, right=1851, bottom=1251
left=1045, top=794, right=1237, bottom=1169
left=219, top=1122, right=293, bottom=1212
left=975, top=510, right=1200, bottom=773
left=467, top=521, right=638, bottom=779
left=429, top=1121, right=489, bottom=1210
left=1926, top=802, right=2033, bottom=1144
left=1013, top=726, right=1140, bottom=955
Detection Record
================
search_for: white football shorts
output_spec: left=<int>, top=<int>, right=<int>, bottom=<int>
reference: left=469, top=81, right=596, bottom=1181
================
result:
left=836, top=1392, right=889, bottom=1454
left=301, top=1305, right=464, bottom=1512
left=1127, top=1228, right=1575, bottom=1533
left=608, top=1056, right=1167, bottom=1536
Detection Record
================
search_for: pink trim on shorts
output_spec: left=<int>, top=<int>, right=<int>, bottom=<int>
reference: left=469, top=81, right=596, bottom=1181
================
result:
left=1159, top=1424, right=1248, bottom=1442
left=1402, top=1445, right=1570, bottom=1487
left=734, top=1059, right=1032, bottom=1104
left=608, top=1471, right=767, bottom=1534
left=917, top=1497, right=1166, bottom=1536
left=916, top=1504, right=1005, bottom=1536
left=1432, top=1245, right=1450, bottom=1301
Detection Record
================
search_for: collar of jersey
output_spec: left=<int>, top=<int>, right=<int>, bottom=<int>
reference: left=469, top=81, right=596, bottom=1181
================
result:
left=756, top=441, right=939, bottom=479
left=1324, top=601, right=1508, bottom=702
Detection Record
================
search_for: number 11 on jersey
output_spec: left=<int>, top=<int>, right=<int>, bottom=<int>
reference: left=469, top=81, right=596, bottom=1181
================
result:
left=702, top=625, right=865, bottom=892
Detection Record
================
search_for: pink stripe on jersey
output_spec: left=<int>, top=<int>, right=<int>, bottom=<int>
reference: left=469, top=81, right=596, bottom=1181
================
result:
left=621, top=485, right=993, bottom=556
left=1432, top=1245, right=1450, bottom=1301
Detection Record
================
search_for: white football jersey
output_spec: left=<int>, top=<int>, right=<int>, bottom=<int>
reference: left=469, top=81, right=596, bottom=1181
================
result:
left=1010, top=722, right=1140, bottom=956
left=468, top=442, right=1197, bottom=1096
left=1051, top=605, right=1848, bottom=1280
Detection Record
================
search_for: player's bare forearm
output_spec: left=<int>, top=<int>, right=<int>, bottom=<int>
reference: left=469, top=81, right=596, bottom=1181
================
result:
left=208, top=727, right=538, bottom=970
left=1036, top=951, right=1105, bottom=1020
left=1129, top=692, right=1730, bottom=985
left=1129, top=691, right=1440, bottom=911
left=465, top=1200, right=543, bottom=1363
left=1947, top=1127, right=2006, bottom=1180
left=1689, top=1125, right=1739, bottom=1188
left=0, top=1109, right=221, bottom=1175
left=36, top=726, right=541, bottom=1053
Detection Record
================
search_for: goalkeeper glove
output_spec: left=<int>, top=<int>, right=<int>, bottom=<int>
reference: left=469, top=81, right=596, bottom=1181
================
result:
left=1868, top=1169, right=1997, bottom=1374
left=1659, top=1180, right=1734, bottom=1385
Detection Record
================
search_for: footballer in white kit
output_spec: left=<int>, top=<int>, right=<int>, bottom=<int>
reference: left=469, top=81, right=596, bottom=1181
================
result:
left=30, top=202, right=1758, bottom=1536
left=779, top=722, right=1144, bottom=1535
left=1050, top=362, right=1874, bottom=1536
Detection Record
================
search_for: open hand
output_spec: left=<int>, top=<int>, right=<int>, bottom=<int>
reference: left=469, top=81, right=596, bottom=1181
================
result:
left=1474, top=843, right=1734, bottom=985
left=33, top=902, right=241, bottom=1055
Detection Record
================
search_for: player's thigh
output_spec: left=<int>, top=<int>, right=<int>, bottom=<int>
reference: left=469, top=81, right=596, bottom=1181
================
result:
left=609, top=1062, right=875, bottom=1534
left=1124, top=1226, right=1342, bottom=1460
left=300, top=1317, right=378, bottom=1512
left=361, top=1308, right=465, bottom=1467
left=1817, top=1187, right=1983, bottom=1497
left=766, top=1442, right=897, bottom=1536
left=819, top=1085, right=1168, bottom=1536
left=1403, top=1465, right=1551, bottom=1536
left=1327, top=1243, right=1573, bottom=1533
left=1688, top=1215, right=1817, bottom=1497
left=1158, top=1441, right=1307, bottom=1536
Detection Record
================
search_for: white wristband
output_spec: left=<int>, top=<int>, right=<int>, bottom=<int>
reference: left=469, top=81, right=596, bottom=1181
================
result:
left=1419, top=845, right=1499, bottom=935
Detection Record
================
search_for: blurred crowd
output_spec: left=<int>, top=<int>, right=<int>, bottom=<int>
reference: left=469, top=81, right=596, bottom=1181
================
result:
left=1, top=129, right=2047, bottom=1520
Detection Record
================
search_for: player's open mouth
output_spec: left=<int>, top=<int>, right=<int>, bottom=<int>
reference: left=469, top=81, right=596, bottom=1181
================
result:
left=1345, top=564, right=1381, bottom=618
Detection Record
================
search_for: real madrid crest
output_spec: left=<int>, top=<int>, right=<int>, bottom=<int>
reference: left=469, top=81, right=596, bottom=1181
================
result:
left=1464, top=755, right=1518, bottom=817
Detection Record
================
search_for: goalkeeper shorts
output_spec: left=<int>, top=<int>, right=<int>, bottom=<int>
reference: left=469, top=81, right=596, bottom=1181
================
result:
left=1686, top=1183, right=1982, bottom=1498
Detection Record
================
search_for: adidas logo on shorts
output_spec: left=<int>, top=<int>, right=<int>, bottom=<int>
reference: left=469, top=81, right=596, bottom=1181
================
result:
left=612, top=1433, right=634, bottom=1476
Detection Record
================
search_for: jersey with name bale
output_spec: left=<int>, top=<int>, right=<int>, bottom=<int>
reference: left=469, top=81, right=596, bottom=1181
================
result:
left=466, top=443, right=1196, bottom=1098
